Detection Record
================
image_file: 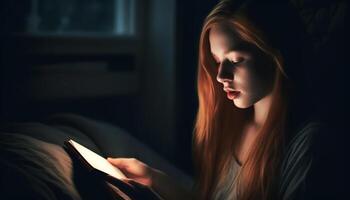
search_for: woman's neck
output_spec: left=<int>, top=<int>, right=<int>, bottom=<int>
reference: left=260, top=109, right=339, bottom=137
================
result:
left=252, top=93, right=273, bottom=129
left=234, top=94, right=274, bottom=165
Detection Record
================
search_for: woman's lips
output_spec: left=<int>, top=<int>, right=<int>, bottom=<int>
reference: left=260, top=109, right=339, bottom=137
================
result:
left=226, top=91, right=241, bottom=100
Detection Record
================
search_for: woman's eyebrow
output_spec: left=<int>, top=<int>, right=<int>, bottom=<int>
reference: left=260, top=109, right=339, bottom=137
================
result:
left=211, top=49, right=242, bottom=62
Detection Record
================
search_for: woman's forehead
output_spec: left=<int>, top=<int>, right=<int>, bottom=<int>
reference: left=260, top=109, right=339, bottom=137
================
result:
left=209, top=23, right=240, bottom=44
left=209, top=23, right=244, bottom=55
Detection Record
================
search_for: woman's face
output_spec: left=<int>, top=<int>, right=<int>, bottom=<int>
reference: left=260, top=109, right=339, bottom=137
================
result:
left=209, top=23, right=275, bottom=109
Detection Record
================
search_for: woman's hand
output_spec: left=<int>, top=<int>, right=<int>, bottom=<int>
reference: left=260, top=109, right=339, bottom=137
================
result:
left=103, top=174, right=163, bottom=200
left=108, top=157, right=193, bottom=200
left=107, top=158, right=154, bottom=187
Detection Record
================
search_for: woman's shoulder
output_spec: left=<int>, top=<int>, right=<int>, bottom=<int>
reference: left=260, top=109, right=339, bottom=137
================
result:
left=282, top=121, right=322, bottom=168
left=286, top=121, right=322, bottom=152
left=279, top=120, right=323, bottom=199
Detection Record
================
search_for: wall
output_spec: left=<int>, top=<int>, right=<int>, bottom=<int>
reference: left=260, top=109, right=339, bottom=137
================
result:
left=140, top=0, right=177, bottom=159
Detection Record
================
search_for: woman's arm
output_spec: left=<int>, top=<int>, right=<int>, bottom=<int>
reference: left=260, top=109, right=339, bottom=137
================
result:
left=107, top=158, right=193, bottom=200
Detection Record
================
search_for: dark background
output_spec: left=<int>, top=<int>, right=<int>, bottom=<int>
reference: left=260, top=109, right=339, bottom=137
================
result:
left=0, top=0, right=348, bottom=189
left=0, top=0, right=217, bottom=176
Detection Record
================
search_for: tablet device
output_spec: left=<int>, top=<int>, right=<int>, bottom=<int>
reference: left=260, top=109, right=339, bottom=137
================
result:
left=64, top=139, right=126, bottom=180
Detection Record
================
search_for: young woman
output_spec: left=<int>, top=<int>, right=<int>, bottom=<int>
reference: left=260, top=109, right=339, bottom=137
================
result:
left=108, top=1, right=320, bottom=199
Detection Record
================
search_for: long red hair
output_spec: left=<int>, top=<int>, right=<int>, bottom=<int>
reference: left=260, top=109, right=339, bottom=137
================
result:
left=193, top=1, right=290, bottom=199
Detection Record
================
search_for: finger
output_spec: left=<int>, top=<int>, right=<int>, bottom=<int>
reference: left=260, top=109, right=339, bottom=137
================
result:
left=110, top=176, right=162, bottom=200
left=121, top=178, right=147, bottom=187
left=105, top=175, right=139, bottom=199
left=107, top=157, right=132, bottom=167
left=93, top=171, right=136, bottom=196
left=120, top=178, right=134, bottom=183
left=128, top=180, right=147, bottom=188
left=106, top=175, right=134, bottom=189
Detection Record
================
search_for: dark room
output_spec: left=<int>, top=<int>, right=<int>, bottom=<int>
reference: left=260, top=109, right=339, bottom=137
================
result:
left=0, top=0, right=347, bottom=199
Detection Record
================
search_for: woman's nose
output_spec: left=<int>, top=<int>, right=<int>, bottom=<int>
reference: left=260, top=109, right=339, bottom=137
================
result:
left=216, top=60, right=233, bottom=83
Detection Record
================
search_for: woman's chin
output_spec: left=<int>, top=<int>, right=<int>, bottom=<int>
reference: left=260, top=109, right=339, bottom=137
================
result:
left=233, top=99, right=252, bottom=109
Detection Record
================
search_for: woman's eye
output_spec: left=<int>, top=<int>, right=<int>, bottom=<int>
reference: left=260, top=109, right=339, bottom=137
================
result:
left=230, top=59, right=243, bottom=65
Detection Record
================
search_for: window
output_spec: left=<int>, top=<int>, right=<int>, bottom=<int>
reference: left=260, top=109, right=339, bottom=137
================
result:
left=26, top=0, right=137, bottom=36
left=12, top=0, right=145, bottom=99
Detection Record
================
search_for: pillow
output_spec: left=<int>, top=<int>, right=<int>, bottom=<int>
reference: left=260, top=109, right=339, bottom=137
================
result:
left=0, top=133, right=81, bottom=200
